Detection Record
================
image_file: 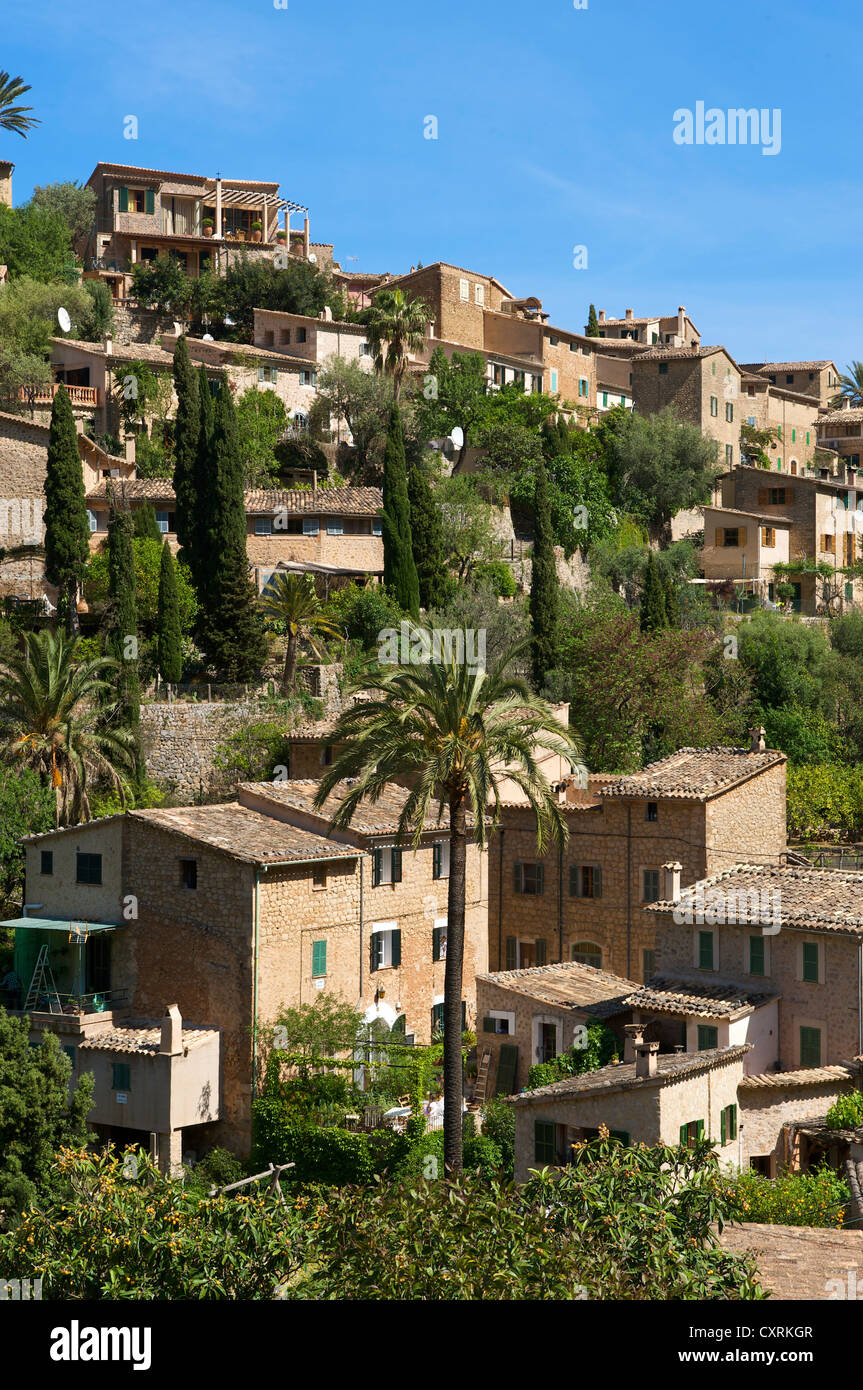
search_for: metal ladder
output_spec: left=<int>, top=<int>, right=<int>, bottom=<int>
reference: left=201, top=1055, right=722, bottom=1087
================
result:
left=24, top=946, right=61, bottom=1013
left=473, top=1047, right=493, bottom=1104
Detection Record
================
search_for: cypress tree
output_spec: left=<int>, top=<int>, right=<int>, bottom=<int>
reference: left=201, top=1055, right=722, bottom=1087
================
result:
left=529, top=458, right=559, bottom=689
left=640, top=551, right=668, bottom=633
left=662, top=567, right=681, bottom=628
left=190, top=363, right=215, bottom=597
left=106, top=504, right=141, bottom=772
left=586, top=304, right=600, bottom=337
left=407, top=457, right=450, bottom=609
left=172, top=336, right=199, bottom=569
left=198, top=378, right=267, bottom=679
left=43, top=386, right=90, bottom=633
left=382, top=405, right=420, bottom=618
left=156, top=540, right=183, bottom=685
left=133, top=500, right=163, bottom=544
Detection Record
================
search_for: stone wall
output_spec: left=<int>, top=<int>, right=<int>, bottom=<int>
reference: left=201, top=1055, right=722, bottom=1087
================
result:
left=111, top=304, right=177, bottom=346
left=139, top=700, right=260, bottom=800
left=740, top=1075, right=859, bottom=1170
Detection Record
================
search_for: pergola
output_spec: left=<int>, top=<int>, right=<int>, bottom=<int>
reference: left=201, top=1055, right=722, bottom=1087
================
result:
left=201, top=185, right=308, bottom=243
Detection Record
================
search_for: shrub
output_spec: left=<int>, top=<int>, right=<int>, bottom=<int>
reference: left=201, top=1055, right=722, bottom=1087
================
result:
left=481, top=1096, right=515, bottom=1177
left=526, top=1022, right=619, bottom=1090
left=826, top=1091, right=863, bottom=1131
left=474, top=560, right=517, bottom=598
left=324, top=582, right=404, bottom=651
left=786, top=763, right=863, bottom=841
left=184, top=1146, right=247, bottom=1195
left=724, top=1163, right=849, bottom=1228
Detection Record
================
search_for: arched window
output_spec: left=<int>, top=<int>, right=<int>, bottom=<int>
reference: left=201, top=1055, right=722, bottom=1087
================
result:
left=572, top=942, right=602, bottom=970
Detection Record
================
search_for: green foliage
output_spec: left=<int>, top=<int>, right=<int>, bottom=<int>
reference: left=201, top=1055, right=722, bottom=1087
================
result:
left=324, top=581, right=405, bottom=652
left=407, top=456, right=452, bottom=609
left=724, top=1163, right=849, bottom=1229
left=130, top=255, right=192, bottom=316
left=28, top=181, right=96, bottom=247
left=391, top=1128, right=503, bottom=1180
left=43, top=385, right=91, bottom=630
left=762, top=704, right=845, bottom=765
left=786, top=764, right=863, bottom=841
left=414, top=347, right=489, bottom=468
left=0, top=768, right=54, bottom=911
left=0, top=1011, right=94, bottom=1218
left=208, top=254, right=345, bottom=343
left=602, top=405, right=722, bottom=540
left=826, top=1090, right=863, bottom=1131
left=183, top=1147, right=247, bottom=1196
left=106, top=508, right=141, bottom=737
left=526, top=1022, right=619, bottom=1089
left=251, top=1110, right=406, bottom=1185
left=235, top=387, right=287, bottom=486
left=427, top=582, right=531, bottom=678
left=639, top=551, right=668, bottom=632
left=211, top=716, right=294, bottom=789
left=156, top=542, right=184, bottom=684
left=434, top=474, right=505, bottom=582
left=530, top=459, right=559, bottom=689
left=736, top=611, right=830, bottom=713
left=381, top=405, right=420, bottom=618
left=480, top=1096, right=515, bottom=1177
left=171, top=336, right=200, bottom=569
left=312, top=356, right=394, bottom=482
left=84, top=538, right=197, bottom=636
left=132, top=501, right=164, bottom=545
left=473, top=560, right=517, bottom=598
left=586, top=303, right=600, bottom=336
left=0, top=204, right=74, bottom=283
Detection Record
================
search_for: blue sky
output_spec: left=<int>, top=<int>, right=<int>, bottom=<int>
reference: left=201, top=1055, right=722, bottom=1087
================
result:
left=5, top=0, right=859, bottom=366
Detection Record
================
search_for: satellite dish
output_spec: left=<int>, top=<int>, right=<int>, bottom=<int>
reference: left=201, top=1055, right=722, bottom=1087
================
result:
left=308, top=253, right=318, bottom=264
left=449, top=426, right=464, bottom=451
left=57, top=307, right=71, bottom=333
left=223, top=314, right=235, bottom=327
left=202, top=333, right=214, bottom=341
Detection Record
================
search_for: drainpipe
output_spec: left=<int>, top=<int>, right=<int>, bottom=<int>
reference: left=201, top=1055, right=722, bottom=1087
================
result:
left=252, top=865, right=262, bottom=1098
left=497, top=828, right=504, bottom=970
left=859, top=939, right=862, bottom=1058
left=626, top=805, right=632, bottom=978
left=558, top=841, right=563, bottom=964
left=358, top=853, right=365, bottom=999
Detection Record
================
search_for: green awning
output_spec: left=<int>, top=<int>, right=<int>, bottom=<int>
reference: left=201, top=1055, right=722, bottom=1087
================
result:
left=0, top=917, right=120, bottom=933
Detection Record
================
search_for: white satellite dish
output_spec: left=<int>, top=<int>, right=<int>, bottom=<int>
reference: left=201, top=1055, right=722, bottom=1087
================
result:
left=202, top=333, right=214, bottom=341
left=308, top=252, right=317, bottom=264
left=449, top=426, right=464, bottom=451
left=57, top=307, right=71, bottom=333
left=223, top=314, right=235, bottom=327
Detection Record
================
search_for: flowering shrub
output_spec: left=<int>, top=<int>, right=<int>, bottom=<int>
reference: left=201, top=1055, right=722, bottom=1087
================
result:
left=723, top=1164, right=849, bottom=1229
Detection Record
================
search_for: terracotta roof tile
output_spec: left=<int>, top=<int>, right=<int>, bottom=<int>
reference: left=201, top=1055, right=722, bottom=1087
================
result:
left=739, top=1063, right=861, bottom=1089
left=740, top=361, right=835, bottom=374
left=599, top=746, right=785, bottom=801
left=78, top=1022, right=218, bottom=1055
left=130, top=803, right=357, bottom=865
left=623, top=976, right=778, bottom=1020
left=512, top=1045, right=751, bottom=1105
left=476, top=960, right=640, bottom=1014
left=238, top=779, right=457, bottom=838
left=646, top=863, right=863, bottom=936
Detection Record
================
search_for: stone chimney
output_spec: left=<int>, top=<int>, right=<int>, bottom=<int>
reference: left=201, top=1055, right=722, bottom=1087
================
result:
left=124, top=434, right=136, bottom=465
left=625, top=308, right=634, bottom=322
left=623, top=1023, right=644, bottom=1063
left=160, top=1003, right=183, bottom=1055
left=662, top=861, right=682, bottom=903
left=634, top=1038, right=659, bottom=1079
left=677, top=305, right=686, bottom=339
left=848, top=465, right=858, bottom=486
left=303, top=215, right=310, bottom=260
left=103, top=331, right=113, bottom=356
left=749, top=725, right=766, bottom=752
left=598, top=310, right=606, bottom=324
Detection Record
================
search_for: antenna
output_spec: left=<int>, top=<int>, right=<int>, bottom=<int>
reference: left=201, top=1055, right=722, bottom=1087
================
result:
left=57, top=307, right=71, bottom=333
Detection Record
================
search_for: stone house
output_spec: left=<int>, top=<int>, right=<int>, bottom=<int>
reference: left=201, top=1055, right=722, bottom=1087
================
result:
left=81, top=162, right=312, bottom=301
left=84, top=478, right=383, bottom=593
left=14, top=779, right=488, bottom=1153
left=738, top=372, right=821, bottom=471
left=740, top=360, right=841, bottom=410
left=705, top=461, right=863, bottom=614
left=629, top=345, right=742, bottom=470
left=816, top=405, right=863, bottom=472
left=511, top=1033, right=749, bottom=1181
left=645, top=863, right=863, bottom=1071
left=738, top=1063, right=863, bottom=1176
left=589, top=306, right=701, bottom=348
left=489, top=741, right=787, bottom=985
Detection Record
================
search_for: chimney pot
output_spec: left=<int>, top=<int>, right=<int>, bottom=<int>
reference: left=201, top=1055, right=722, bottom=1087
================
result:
left=103, top=332, right=113, bottom=355
left=635, top=1039, right=659, bottom=1079
left=160, top=1003, right=183, bottom=1055
left=625, top=308, right=633, bottom=321
left=598, top=310, right=605, bottom=323
left=674, top=1043, right=685, bottom=1054
left=623, top=1023, right=644, bottom=1062
left=749, top=726, right=766, bottom=753
left=662, top=860, right=683, bottom=903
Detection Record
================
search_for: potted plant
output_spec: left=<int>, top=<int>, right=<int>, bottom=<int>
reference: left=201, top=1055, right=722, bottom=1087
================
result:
left=250, top=220, right=263, bottom=243
left=202, top=217, right=214, bottom=238
left=275, top=229, right=286, bottom=243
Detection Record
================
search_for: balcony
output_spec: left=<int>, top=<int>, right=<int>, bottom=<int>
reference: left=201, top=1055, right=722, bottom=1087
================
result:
left=19, top=384, right=99, bottom=407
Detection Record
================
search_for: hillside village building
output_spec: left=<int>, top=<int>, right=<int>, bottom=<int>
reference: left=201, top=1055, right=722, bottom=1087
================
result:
left=589, top=305, right=700, bottom=348
left=8, top=780, right=488, bottom=1153
left=740, top=360, right=840, bottom=410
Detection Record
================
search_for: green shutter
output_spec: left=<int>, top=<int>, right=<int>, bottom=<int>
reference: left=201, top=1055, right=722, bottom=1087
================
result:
left=432, top=925, right=442, bottom=961
left=698, top=931, right=714, bottom=970
left=569, top=864, right=578, bottom=897
left=721, top=1107, right=726, bottom=1145
left=749, top=934, right=765, bottom=976
left=697, top=1025, right=718, bottom=1051
left=370, top=935, right=379, bottom=973
left=118, top=186, right=129, bottom=213
left=391, top=929, right=401, bottom=968
left=536, top=863, right=545, bottom=895
left=729, top=1104, right=737, bottom=1140
left=802, top=941, right=819, bottom=983
left=112, top=1062, right=130, bottom=1091
left=594, top=865, right=602, bottom=898
left=432, top=1002, right=445, bottom=1034
left=535, top=939, right=547, bottom=967
left=496, top=1043, right=519, bottom=1094
left=696, top=1120, right=704, bottom=1141
left=145, top=188, right=155, bottom=215
left=514, top=863, right=523, bottom=894
left=461, top=1000, right=467, bottom=1033
left=481, top=1016, right=495, bottom=1033
left=432, top=843, right=442, bottom=879
left=679, top=1124, right=688, bottom=1145
left=372, top=848, right=382, bottom=887
left=391, top=848, right=402, bottom=883
left=534, top=1120, right=555, bottom=1164
left=311, top=939, right=327, bottom=977
left=800, top=1026, right=821, bottom=1068
left=505, top=936, right=517, bottom=970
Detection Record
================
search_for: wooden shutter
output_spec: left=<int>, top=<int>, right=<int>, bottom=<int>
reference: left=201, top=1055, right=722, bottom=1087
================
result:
left=312, top=940, right=326, bottom=977
left=432, top=842, right=442, bottom=879
left=461, top=1001, right=466, bottom=1032
left=145, top=188, right=155, bottom=215
left=739, top=526, right=748, bottom=546
left=370, top=934, right=379, bottom=973
left=496, top=1043, right=519, bottom=1095
left=720, top=1107, right=727, bottom=1145
left=391, top=929, right=401, bottom=968
left=679, top=1124, right=688, bottom=1145
left=536, top=863, right=545, bottom=895
left=118, top=186, right=129, bottom=213
left=729, top=1104, right=737, bottom=1140
left=505, top=936, right=517, bottom=970
left=432, top=925, right=442, bottom=961
left=594, top=865, right=602, bottom=898
left=714, top=528, right=724, bottom=546
left=569, top=864, right=579, bottom=897
left=535, top=939, right=547, bottom=967
left=696, top=1120, right=705, bottom=1141
left=758, top=488, right=768, bottom=505
left=481, top=1016, right=495, bottom=1033
left=372, top=848, right=382, bottom=887
left=391, top=848, right=402, bottom=884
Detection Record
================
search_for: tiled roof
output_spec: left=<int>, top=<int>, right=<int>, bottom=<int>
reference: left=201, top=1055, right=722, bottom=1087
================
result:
left=741, top=361, right=834, bottom=374
left=87, top=479, right=175, bottom=502
left=633, top=344, right=734, bottom=362
left=817, top=407, right=863, bottom=425
left=623, top=976, right=778, bottom=1020
left=596, top=315, right=663, bottom=327
left=254, top=307, right=367, bottom=333
left=78, top=1022, right=217, bottom=1055
left=87, top=162, right=280, bottom=191
left=705, top=506, right=792, bottom=525
left=129, top=804, right=357, bottom=865
left=512, top=1045, right=750, bottom=1105
left=646, top=864, right=863, bottom=936
left=476, top=961, right=640, bottom=1014
left=51, top=337, right=174, bottom=365
left=238, top=779, right=455, bottom=838
left=599, top=746, right=785, bottom=801
left=739, top=1063, right=861, bottom=1090
left=243, top=487, right=381, bottom=516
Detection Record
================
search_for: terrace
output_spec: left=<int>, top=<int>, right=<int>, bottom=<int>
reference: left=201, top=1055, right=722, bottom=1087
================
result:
left=0, top=916, right=127, bottom=1020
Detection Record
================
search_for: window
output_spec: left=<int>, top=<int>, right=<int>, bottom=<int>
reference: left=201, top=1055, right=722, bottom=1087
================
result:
left=155, top=510, right=172, bottom=534
left=578, top=378, right=588, bottom=397
left=698, top=930, right=714, bottom=970
left=372, top=517, right=383, bottom=536
left=62, top=1044, right=76, bottom=1066
left=642, top=949, right=655, bottom=982
left=280, top=329, right=291, bottom=344
left=299, top=370, right=317, bottom=387
left=549, top=335, right=559, bottom=346
left=572, top=942, right=602, bottom=969
left=320, top=745, right=333, bottom=767
left=505, top=936, right=517, bottom=970
left=359, top=342, right=369, bottom=356
left=726, top=402, right=734, bottom=422
left=642, top=869, right=660, bottom=902
left=482, top=1012, right=513, bottom=1035
left=459, top=278, right=469, bottom=301
left=40, top=850, right=53, bottom=875
left=514, top=862, right=544, bottom=895
left=800, top=1026, right=821, bottom=1068
left=697, top=1024, right=718, bottom=1050
left=327, top=519, right=344, bottom=536
left=777, top=425, right=782, bottom=440
left=87, top=509, right=98, bottom=533
left=431, top=1001, right=445, bottom=1033
left=569, top=864, right=602, bottom=898
left=749, top=934, right=766, bottom=976
left=720, top=1103, right=738, bottom=1144
left=535, top=939, right=547, bottom=967
left=432, top=919, right=447, bottom=961
left=710, top=396, right=718, bottom=417
left=821, top=534, right=836, bottom=555
left=534, top=1120, right=556, bottom=1164
left=372, top=847, right=402, bottom=887
left=180, top=858, right=197, bottom=890
left=679, top=1120, right=704, bottom=1149
left=370, top=925, right=401, bottom=971
left=474, top=284, right=484, bottom=306
left=254, top=516, right=273, bottom=535
left=76, top=852, right=102, bottom=885
left=258, top=365, right=278, bottom=384
left=646, top=801, right=658, bottom=822
left=302, top=517, right=319, bottom=535
left=806, top=431, right=810, bottom=446
left=432, top=840, right=450, bottom=879
left=719, top=526, right=740, bottom=547
left=570, top=341, right=578, bottom=352
left=786, top=374, right=794, bottom=384
left=112, top=1063, right=131, bottom=1091
left=311, top=939, right=327, bottom=977
left=312, top=867, right=327, bottom=891
left=551, top=370, right=558, bottom=393
left=801, top=941, right=820, bottom=984
left=602, top=392, right=608, bottom=407
left=725, top=444, right=734, bottom=466
left=791, top=428, right=796, bottom=442
left=761, top=526, right=776, bottom=547
left=295, top=327, right=307, bottom=344
left=658, top=363, right=668, bottom=375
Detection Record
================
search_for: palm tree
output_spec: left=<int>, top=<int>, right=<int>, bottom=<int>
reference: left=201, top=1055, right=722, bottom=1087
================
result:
left=832, top=362, right=863, bottom=409
left=364, top=288, right=433, bottom=401
left=314, top=634, right=582, bottom=1175
left=0, top=72, right=40, bottom=137
left=259, top=571, right=343, bottom=693
left=0, top=629, right=137, bottom=826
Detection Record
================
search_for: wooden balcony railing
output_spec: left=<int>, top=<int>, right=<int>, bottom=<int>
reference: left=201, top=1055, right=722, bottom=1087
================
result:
left=20, top=384, right=99, bottom=407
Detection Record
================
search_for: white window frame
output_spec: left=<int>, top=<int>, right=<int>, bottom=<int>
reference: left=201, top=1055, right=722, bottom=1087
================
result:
left=474, top=283, right=484, bottom=306
left=254, top=516, right=273, bottom=536
left=155, top=510, right=171, bottom=534
left=485, top=1009, right=515, bottom=1036
left=371, top=921, right=397, bottom=970
left=459, top=278, right=469, bottom=301
left=372, top=517, right=383, bottom=536
left=433, top=839, right=450, bottom=879
left=87, top=509, right=98, bottom=533
left=434, top=915, right=448, bottom=960
left=327, top=518, right=344, bottom=536
left=302, top=517, right=319, bottom=535
left=532, top=1014, right=563, bottom=1064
